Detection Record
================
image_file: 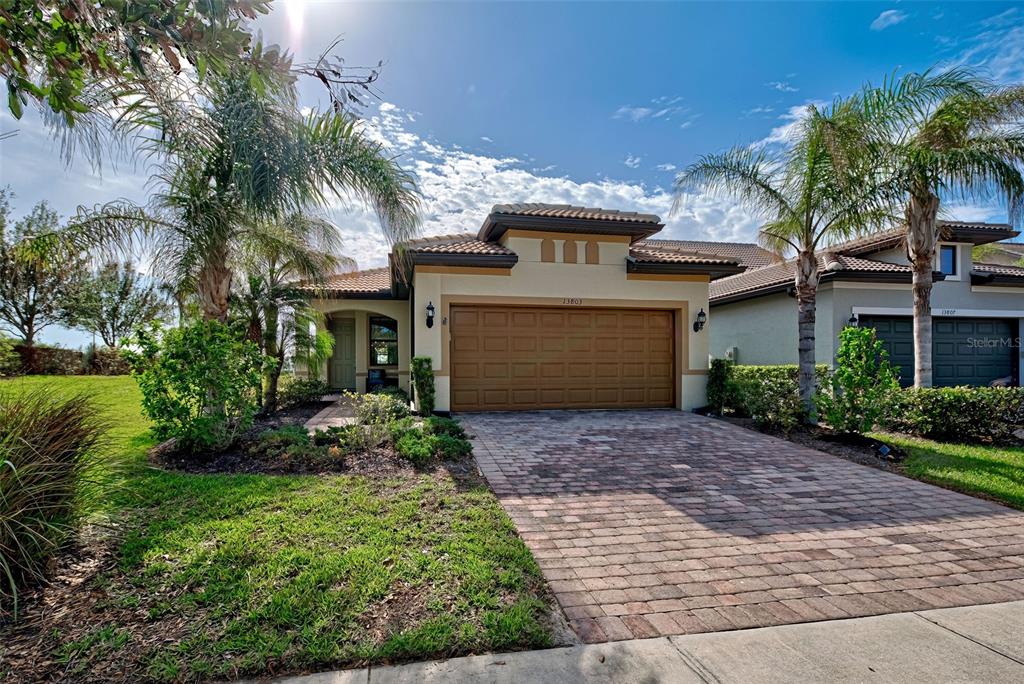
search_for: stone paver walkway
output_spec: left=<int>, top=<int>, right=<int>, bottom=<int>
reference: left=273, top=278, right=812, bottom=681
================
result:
left=461, top=410, right=1024, bottom=643
left=305, top=397, right=356, bottom=431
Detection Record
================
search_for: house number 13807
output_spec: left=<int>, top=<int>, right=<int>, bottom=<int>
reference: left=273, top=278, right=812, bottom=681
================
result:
left=562, top=298, right=583, bottom=305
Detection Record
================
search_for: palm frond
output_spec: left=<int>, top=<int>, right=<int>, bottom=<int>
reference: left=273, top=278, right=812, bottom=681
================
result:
left=673, top=146, right=793, bottom=220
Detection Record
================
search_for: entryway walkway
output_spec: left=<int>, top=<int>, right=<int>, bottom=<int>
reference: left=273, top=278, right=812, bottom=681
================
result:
left=270, top=600, right=1024, bottom=683
left=461, top=410, right=1024, bottom=643
left=305, top=396, right=357, bottom=431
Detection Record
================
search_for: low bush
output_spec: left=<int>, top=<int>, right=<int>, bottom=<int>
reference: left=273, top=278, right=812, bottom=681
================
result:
left=13, top=344, right=84, bottom=375
left=277, top=377, right=330, bottom=409
left=731, top=370, right=806, bottom=432
left=390, top=417, right=473, bottom=464
left=125, top=321, right=265, bottom=453
left=394, top=429, right=435, bottom=464
left=886, top=387, right=1024, bottom=445
left=0, top=389, right=108, bottom=618
left=423, top=416, right=466, bottom=439
left=706, top=358, right=736, bottom=415
left=248, top=425, right=315, bottom=460
left=347, top=390, right=410, bottom=425
left=410, top=356, right=435, bottom=416
left=816, top=327, right=900, bottom=435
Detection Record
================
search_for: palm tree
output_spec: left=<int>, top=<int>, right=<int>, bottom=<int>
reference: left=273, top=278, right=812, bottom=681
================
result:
left=233, top=214, right=350, bottom=412
left=856, top=72, right=1024, bottom=386
left=674, top=98, right=898, bottom=415
left=63, top=63, right=420, bottom=323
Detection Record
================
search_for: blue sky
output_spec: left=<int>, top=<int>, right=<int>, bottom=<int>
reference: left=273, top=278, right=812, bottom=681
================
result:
left=1, top=1, right=1023, bottom=346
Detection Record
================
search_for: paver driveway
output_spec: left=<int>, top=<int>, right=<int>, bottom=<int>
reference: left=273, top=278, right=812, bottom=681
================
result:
left=461, top=410, right=1024, bottom=643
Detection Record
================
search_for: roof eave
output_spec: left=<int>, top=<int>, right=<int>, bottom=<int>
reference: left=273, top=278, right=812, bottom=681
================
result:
left=626, top=257, right=743, bottom=279
left=710, top=269, right=945, bottom=306
left=970, top=271, right=1024, bottom=287
left=479, top=214, right=664, bottom=243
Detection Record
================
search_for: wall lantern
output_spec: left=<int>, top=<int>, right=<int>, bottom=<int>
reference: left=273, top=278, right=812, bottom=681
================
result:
left=693, top=308, right=707, bottom=333
left=426, top=301, right=436, bottom=328
left=848, top=313, right=859, bottom=327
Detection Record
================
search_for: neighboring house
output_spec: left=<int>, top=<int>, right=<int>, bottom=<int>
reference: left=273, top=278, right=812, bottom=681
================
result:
left=705, top=222, right=1024, bottom=387
left=974, top=240, right=1024, bottom=267
left=299, top=204, right=742, bottom=412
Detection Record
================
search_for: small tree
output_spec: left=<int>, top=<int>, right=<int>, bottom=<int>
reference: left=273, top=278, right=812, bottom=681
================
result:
left=69, top=261, right=170, bottom=348
left=0, top=194, right=87, bottom=362
left=125, top=321, right=264, bottom=452
left=816, top=326, right=900, bottom=435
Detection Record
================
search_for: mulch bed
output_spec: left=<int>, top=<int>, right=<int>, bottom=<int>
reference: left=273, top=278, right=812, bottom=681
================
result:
left=149, top=400, right=427, bottom=477
left=715, top=415, right=907, bottom=473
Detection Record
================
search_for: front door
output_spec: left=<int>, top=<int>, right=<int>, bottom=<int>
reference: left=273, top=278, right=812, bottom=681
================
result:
left=330, top=318, right=356, bottom=390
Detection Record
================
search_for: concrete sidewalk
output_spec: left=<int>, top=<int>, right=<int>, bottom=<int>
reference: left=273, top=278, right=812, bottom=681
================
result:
left=270, top=601, right=1024, bottom=683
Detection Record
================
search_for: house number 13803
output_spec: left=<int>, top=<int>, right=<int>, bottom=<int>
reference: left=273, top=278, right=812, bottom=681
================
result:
left=562, top=298, right=583, bottom=305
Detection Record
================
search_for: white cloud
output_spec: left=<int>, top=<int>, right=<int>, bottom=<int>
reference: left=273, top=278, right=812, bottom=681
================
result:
left=953, top=10, right=1024, bottom=83
left=751, top=102, right=825, bottom=148
left=323, top=102, right=761, bottom=269
left=613, top=98, right=692, bottom=124
left=480, top=136, right=493, bottom=143
left=656, top=163, right=677, bottom=172
left=613, top=105, right=653, bottom=122
left=623, top=154, right=642, bottom=169
left=766, top=81, right=798, bottom=93
left=744, top=105, right=775, bottom=116
left=871, top=10, right=908, bottom=31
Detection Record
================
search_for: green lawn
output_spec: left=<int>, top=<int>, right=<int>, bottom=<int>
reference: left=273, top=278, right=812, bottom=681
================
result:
left=873, top=431, right=1024, bottom=510
left=0, top=376, right=552, bottom=682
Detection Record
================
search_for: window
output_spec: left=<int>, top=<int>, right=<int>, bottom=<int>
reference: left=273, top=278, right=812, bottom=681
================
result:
left=369, top=317, right=398, bottom=366
left=939, top=245, right=957, bottom=276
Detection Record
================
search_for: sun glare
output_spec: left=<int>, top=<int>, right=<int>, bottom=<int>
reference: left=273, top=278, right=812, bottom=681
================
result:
left=282, top=0, right=305, bottom=40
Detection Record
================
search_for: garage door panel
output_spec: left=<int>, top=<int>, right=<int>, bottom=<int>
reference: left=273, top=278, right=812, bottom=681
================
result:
left=450, top=305, right=675, bottom=411
left=860, top=315, right=1017, bottom=388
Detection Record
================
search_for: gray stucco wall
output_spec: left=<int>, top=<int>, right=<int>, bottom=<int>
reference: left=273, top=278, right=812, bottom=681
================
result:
left=711, top=240, right=1024, bottom=380
left=709, top=288, right=836, bottom=366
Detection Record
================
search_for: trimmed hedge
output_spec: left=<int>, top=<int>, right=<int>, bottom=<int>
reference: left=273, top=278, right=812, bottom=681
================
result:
left=713, top=361, right=1024, bottom=445
left=886, top=387, right=1024, bottom=445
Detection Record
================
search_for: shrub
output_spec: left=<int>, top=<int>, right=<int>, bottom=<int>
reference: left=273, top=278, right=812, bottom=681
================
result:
left=347, top=390, right=410, bottom=425
left=0, top=336, right=16, bottom=376
left=371, top=385, right=409, bottom=402
left=125, top=321, right=265, bottom=453
left=83, top=344, right=131, bottom=375
left=410, top=356, right=435, bottom=416
left=394, top=429, right=435, bottom=464
left=706, top=358, right=735, bottom=414
left=433, top=433, right=472, bottom=458
left=0, top=389, right=108, bottom=618
left=423, top=416, right=466, bottom=439
left=732, top=370, right=805, bottom=433
left=13, top=344, right=84, bottom=375
left=277, top=377, right=330, bottom=409
left=390, top=418, right=473, bottom=464
left=725, top=364, right=830, bottom=419
left=248, top=425, right=324, bottom=460
left=886, top=387, right=1024, bottom=444
left=815, top=327, right=900, bottom=435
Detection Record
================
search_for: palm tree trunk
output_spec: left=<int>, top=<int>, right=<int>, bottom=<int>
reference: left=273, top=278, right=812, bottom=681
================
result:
left=261, top=303, right=281, bottom=412
left=197, top=244, right=233, bottom=322
left=795, top=249, right=819, bottom=419
left=906, top=192, right=940, bottom=388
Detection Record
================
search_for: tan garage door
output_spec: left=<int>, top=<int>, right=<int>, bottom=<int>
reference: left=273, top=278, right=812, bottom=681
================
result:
left=449, top=305, right=675, bottom=411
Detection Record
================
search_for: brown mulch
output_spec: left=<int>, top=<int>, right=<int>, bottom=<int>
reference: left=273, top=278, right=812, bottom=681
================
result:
left=716, top=415, right=907, bottom=473
left=0, top=523, right=201, bottom=684
left=149, top=401, right=425, bottom=477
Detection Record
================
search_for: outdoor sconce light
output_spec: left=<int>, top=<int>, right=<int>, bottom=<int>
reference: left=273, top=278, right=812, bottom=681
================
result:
left=848, top=313, right=859, bottom=327
left=693, top=308, right=707, bottom=333
left=426, top=301, right=436, bottom=328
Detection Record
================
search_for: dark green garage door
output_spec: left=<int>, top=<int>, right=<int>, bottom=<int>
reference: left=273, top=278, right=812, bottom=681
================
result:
left=859, top=316, right=1018, bottom=387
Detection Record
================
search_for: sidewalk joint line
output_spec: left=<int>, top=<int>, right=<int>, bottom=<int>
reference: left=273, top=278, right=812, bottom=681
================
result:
left=665, top=637, right=720, bottom=684
left=911, top=609, right=1024, bottom=667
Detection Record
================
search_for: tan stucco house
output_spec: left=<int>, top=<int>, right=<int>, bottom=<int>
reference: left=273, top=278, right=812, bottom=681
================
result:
left=299, top=204, right=742, bottom=412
